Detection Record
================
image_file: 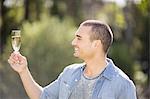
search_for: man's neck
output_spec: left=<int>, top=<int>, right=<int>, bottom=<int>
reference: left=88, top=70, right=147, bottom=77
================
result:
left=84, top=56, right=107, bottom=78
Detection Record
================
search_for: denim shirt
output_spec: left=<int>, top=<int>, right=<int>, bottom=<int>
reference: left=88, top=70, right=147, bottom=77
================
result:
left=40, top=58, right=137, bottom=99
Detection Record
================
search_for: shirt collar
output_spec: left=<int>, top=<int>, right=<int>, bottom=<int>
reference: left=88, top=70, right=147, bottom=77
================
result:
left=101, top=58, right=116, bottom=80
left=80, top=58, right=116, bottom=81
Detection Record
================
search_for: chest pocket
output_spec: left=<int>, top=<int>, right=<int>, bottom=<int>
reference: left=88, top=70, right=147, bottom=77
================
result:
left=59, top=81, right=71, bottom=99
left=97, top=80, right=116, bottom=99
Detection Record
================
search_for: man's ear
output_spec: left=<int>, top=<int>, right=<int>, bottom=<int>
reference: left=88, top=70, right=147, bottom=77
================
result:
left=92, top=40, right=101, bottom=48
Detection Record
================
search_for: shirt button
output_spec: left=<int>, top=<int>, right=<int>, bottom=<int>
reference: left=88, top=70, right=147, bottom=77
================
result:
left=75, top=79, right=78, bottom=82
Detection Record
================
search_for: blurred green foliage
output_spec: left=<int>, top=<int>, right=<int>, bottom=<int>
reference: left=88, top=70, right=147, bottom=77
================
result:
left=109, top=42, right=134, bottom=78
left=21, top=16, right=79, bottom=85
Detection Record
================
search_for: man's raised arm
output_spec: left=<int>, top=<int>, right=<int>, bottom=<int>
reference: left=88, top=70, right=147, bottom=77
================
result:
left=8, top=52, right=43, bottom=99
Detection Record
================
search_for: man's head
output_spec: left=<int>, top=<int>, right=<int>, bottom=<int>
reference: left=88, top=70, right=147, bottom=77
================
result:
left=72, top=20, right=113, bottom=60
left=80, top=20, right=113, bottom=54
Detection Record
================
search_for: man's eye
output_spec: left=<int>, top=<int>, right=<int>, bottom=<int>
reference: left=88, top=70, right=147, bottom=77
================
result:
left=77, top=38, right=81, bottom=40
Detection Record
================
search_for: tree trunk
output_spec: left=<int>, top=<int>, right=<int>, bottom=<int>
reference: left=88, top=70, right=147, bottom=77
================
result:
left=24, top=0, right=29, bottom=20
left=1, top=0, right=8, bottom=54
left=35, top=0, right=42, bottom=20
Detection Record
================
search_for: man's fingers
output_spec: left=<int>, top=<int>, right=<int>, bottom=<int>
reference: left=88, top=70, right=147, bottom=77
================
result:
left=10, top=52, right=21, bottom=61
left=8, top=58, right=15, bottom=65
left=8, top=55, right=18, bottom=64
left=9, top=52, right=26, bottom=65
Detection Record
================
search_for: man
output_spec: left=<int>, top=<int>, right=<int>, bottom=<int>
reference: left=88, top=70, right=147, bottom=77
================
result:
left=8, top=20, right=137, bottom=99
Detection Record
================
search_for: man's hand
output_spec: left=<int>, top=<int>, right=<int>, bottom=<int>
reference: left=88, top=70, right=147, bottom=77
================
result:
left=8, top=52, right=28, bottom=74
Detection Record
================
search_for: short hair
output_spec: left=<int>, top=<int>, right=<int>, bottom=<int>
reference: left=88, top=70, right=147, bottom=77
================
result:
left=80, top=20, right=113, bottom=53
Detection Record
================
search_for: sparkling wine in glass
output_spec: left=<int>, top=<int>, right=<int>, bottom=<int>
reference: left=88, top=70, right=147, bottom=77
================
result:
left=11, top=30, right=21, bottom=52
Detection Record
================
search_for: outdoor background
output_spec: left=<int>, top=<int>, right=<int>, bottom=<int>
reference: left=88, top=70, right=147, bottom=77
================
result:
left=0, top=0, right=149, bottom=99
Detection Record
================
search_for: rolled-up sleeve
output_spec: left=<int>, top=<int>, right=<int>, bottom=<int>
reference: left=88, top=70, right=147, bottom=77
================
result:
left=40, top=73, right=63, bottom=99
left=40, top=64, right=82, bottom=99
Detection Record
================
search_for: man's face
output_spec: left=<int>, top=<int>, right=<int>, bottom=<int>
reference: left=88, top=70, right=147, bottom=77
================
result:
left=72, top=26, right=95, bottom=60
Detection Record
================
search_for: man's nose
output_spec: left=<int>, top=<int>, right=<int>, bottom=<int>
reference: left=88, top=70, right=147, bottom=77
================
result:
left=71, top=38, right=76, bottom=46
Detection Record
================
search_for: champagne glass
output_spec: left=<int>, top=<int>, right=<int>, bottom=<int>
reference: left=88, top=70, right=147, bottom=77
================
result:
left=11, top=30, right=21, bottom=52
